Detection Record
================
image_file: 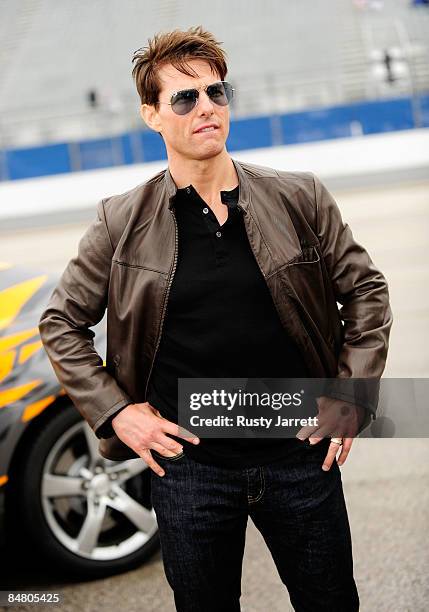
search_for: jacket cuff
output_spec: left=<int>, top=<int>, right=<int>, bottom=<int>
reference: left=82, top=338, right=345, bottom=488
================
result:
left=96, top=415, right=116, bottom=439
left=94, top=400, right=133, bottom=439
left=322, top=377, right=380, bottom=417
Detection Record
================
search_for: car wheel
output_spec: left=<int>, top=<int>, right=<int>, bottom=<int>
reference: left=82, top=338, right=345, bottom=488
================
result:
left=12, top=402, right=159, bottom=578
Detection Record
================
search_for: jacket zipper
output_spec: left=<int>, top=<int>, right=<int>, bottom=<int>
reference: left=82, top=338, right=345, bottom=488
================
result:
left=144, top=208, right=179, bottom=399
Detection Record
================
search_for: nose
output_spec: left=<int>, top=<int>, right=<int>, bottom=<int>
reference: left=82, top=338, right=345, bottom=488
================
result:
left=197, top=90, right=215, bottom=116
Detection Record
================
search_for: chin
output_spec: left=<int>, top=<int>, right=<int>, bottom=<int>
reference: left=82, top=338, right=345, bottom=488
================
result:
left=168, top=140, right=225, bottom=162
left=193, top=142, right=225, bottom=161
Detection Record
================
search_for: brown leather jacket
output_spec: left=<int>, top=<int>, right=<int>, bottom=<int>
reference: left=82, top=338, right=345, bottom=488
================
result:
left=38, top=158, right=393, bottom=460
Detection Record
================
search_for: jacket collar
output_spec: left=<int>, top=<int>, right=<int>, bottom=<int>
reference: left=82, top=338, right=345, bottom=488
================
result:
left=165, top=157, right=251, bottom=213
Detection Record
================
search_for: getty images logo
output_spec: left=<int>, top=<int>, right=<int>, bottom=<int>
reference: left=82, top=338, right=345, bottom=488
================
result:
left=189, top=388, right=305, bottom=411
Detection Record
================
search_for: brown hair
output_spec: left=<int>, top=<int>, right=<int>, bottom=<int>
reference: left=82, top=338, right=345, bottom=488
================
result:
left=131, top=25, right=228, bottom=108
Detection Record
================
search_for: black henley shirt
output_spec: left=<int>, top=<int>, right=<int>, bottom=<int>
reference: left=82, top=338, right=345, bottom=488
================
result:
left=144, top=182, right=311, bottom=468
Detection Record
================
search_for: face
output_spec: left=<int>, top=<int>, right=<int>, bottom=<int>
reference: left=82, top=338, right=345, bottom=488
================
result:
left=141, top=59, right=230, bottom=163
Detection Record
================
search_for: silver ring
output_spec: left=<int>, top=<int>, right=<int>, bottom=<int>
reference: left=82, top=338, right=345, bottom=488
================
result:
left=330, top=437, right=343, bottom=446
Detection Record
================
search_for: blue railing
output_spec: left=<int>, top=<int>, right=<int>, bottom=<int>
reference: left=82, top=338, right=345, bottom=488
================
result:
left=2, top=93, right=428, bottom=181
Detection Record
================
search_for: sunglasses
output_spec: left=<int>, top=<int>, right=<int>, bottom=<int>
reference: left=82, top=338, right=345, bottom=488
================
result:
left=158, top=81, right=234, bottom=116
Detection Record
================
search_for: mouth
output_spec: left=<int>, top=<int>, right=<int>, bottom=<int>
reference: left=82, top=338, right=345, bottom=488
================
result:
left=193, top=125, right=220, bottom=135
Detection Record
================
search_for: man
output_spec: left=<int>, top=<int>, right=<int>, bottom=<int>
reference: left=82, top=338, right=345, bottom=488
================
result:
left=39, top=26, right=392, bottom=612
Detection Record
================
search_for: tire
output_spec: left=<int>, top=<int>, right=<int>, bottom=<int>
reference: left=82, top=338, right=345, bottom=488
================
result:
left=10, top=402, right=159, bottom=578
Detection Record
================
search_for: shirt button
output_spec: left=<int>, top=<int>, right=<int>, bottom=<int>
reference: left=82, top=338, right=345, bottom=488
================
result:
left=203, top=207, right=209, bottom=214
left=186, top=187, right=191, bottom=194
left=216, top=231, right=222, bottom=238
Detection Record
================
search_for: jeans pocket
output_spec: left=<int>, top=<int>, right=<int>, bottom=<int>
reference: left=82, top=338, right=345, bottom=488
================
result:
left=296, top=437, right=312, bottom=449
left=152, top=449, right=186, bottom=461
left=297, top=437, right=330, bottom=451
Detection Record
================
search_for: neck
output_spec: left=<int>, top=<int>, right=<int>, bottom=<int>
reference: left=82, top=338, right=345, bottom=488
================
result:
left=167, top=149, right=239, bottom=201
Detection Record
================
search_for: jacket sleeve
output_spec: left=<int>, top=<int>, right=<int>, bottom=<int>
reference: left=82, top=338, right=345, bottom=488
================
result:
left=38, top=198, right=133, bottom=438
left=96, top=404, right=132, bottom=439
left=312, top=174, right=393, bottom=425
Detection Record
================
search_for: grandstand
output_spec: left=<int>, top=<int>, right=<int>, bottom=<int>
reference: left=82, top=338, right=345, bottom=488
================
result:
left=0, top=0, right=428, bottom=180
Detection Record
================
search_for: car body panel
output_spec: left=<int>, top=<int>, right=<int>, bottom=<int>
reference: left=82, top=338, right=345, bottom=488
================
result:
left=0, top=262, right=106, bottom=479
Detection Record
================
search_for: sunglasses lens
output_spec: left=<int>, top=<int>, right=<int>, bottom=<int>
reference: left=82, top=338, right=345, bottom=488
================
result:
left=207, top=82, right=234, bottom=106
left=171, top=90, right=198, bottom=115
left=169, top=82, right=234, bottom=115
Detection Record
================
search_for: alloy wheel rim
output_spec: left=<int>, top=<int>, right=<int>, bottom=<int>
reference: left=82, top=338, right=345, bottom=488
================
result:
left=40, top=420, right=157, bottom=561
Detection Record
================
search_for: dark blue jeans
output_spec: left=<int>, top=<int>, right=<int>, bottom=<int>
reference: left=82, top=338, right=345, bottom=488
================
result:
left=150, top=438, right=359, bottom=612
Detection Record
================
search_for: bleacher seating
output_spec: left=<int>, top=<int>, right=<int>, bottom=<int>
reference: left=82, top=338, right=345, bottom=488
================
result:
left=0, top=0, right=428, bottom=149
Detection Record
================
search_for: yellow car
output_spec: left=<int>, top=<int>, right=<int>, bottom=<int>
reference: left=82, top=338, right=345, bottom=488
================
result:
left=0, top=262, right=159, bottom=577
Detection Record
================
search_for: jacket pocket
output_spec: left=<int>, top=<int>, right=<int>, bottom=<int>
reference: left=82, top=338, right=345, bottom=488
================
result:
left=287, top=244, right=320, bottom=266
left=278, top=244, right=332, bottom=341
left=268, top=244, right=321, bottom=278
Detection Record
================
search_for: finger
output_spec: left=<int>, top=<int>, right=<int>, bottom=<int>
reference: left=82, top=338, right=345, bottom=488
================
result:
left=155, top=436, right=184, bottom=456
left=308, top=426, right=331, bottom=444
left=137, top=448, right=165, bottom=477
left=296, top=426, right=319, bottom=440
left=162, top=421, right=200, bottom=444
left=316, top=417, right=345, bottom=435
left=329, top=420, right=353, bottom=438
left=342, top=420, right=360, bottom=438
left=337, top=438, right=353, bottom=466
left=321, top=441, right=342, bottom=471
left=297, top=413, right=335, bottom=440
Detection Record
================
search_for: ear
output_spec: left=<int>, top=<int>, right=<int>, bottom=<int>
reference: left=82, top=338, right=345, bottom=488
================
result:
left=140, top=103, right=163, bottom=133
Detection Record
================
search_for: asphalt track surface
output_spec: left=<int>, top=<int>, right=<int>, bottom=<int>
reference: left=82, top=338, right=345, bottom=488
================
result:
left=2, top=179, right=428, bottom=611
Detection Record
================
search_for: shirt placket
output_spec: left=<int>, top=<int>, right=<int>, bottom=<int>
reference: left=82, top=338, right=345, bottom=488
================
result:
left=199, top=195, right=237, bottom=267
